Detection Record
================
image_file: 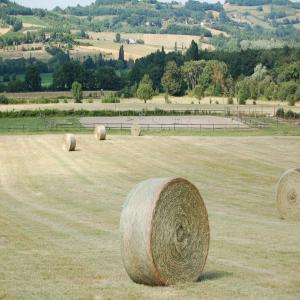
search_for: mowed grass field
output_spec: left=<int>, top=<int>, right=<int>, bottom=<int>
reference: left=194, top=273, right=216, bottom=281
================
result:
left=0, top=134, right=300, bottom=299
left=76, top=32, right=214, bottom=59
left=87, top=32, right=214, bottom=50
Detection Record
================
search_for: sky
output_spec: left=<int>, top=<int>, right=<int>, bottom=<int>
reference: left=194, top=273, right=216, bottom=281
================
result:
left=15, top=0, right=224, bottom=10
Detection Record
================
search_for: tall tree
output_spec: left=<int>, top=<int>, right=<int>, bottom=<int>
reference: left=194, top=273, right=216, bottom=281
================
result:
left=115, top=32, right=121, bottom=43
left=161, top=61, right=184, bottom=96
left=182, top=60, right=206, bottom=90
left=72, top=81, right=83, bottom=103
left=136, top=74, right=154, bottom=103
left=25, top=65, right=41, bottom=91
left=118, top=45, right=125, bottom=62
left=185, top=40, right=199, bottom=61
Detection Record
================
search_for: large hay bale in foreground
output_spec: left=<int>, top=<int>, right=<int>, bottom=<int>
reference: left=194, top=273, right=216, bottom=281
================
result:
left=277, top=168, right=300, bottom=221
left=120, top=177, right=210, bottom=286
left=131, top=123, right=141, bottom=136
left=95, top=125, right=106, bottom=140
left=63, top=134, right=76, bottom=151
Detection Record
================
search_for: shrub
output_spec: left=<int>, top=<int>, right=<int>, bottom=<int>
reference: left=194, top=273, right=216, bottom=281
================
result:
left=0, top=95, right=9, bottom=105
left=193, top=85, right=204, bottom=101
left=102, top=94, right=120, bottom=103
left=72, top=81, right=83, bottom=103
left=239, top=98, right=246, bottom=105
left=286, top=110, right=296, bottom=118
left=276, top=108, right=285, bottom=118
left=136, top=75, right=154, bottom=103
left=288, top=96, right=296, bottom=106
left=227, top=97, right=234, bottom=105
left=164, top=93, right=171, bottom=104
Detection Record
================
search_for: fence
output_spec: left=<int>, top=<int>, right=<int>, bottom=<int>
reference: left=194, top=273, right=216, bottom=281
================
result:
left=80, top=121, right=268, bottom=130
left=0, top=122, right=269, bottom=132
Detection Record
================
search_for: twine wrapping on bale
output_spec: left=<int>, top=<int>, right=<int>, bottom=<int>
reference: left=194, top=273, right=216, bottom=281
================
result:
left=131, top=123, right=141, bottom=136
left=63, top=134, right=76, bottom=151
left=120, top=177, right=210, bottom=286
left=277, top=168, right=300, bottom=221
left=95, top=125, right=106, bottom=140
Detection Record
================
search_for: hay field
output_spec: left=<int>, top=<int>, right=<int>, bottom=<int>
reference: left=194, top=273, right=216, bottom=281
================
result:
left=0, top=134, right=300, bottom=299
left=73, top=43, right=162, bottom=60
left=87, top=32, right=214, bottom=50
left=0, top=48, right=51, bottom=61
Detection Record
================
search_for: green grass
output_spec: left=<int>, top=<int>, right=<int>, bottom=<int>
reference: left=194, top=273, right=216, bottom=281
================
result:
left=17, top=16, right=49, bottom=27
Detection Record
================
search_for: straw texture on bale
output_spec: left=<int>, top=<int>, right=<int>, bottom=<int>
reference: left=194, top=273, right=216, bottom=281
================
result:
left=277, top=168, right=300, bottom=221
left=63, top=134, right=76, bottom=151
left=95, top=125, right=106, bottom=140
left=120, top=177, right=210, bottom=286
left=131, top=123, right=141, bottom=136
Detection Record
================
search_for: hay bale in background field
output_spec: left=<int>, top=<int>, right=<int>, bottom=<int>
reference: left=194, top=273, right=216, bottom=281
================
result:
left=131, top=123, right=141, bottom=136
left=95, top=125, right=106, bottom=140
left=63, top=134, right=76, bottom=151
left=277, top=168, right=300, bottom=221
left=120, top=177, right=210, bottom=286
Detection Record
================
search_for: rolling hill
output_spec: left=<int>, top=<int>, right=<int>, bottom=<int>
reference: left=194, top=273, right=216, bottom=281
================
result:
left=1, top=0, right=300, bottom=55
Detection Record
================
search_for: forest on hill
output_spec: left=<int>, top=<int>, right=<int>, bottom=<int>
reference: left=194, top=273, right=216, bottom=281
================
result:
left=1, top=0, right=300, bottom=50
left=1, top=42, right=300, bottom=107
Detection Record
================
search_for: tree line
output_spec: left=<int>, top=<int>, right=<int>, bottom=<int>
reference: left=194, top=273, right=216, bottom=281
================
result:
left=1, top=42, right=300, bottom=105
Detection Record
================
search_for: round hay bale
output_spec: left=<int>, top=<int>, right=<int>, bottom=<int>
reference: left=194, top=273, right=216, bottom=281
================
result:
left=276, top=168, right=300, bottom=221
left=131, top=123, right=141, bottom=136
left=63, top=134, right=76, bottom=151
left=95, top=125, right=106, bottom=140
left=120, top=177, right=210, bottom=286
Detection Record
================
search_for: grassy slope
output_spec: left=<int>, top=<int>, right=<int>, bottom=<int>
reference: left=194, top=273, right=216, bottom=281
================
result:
left=0, top=134, right=299, bottom=299
left=16, top=15, right=49, bottom=27
left=224, top=3, right=300, bottom=30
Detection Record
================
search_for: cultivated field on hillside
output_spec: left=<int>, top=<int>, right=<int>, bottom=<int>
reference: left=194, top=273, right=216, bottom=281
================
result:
left=0, top=135, right=299, bottom=299
left=224, top=3, right=300, bottom=30
left=87, top=31, right=214, bottom=50
left=73, top=42, right=162, bottom=60
left=0, top=48, right=51, bottom=61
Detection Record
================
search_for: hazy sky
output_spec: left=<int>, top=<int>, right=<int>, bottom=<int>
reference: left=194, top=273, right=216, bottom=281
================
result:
left=15, top=0, right=224, bottom=9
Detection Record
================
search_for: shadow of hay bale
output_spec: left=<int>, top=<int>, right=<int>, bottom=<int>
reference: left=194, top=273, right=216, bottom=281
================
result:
left=198, top=271, right=233, bottom=282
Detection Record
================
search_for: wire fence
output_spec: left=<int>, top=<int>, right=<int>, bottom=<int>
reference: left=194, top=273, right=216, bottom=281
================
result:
left=0, top=122, right=264, bottom=132
left=81, top=122, right=254, bottom=130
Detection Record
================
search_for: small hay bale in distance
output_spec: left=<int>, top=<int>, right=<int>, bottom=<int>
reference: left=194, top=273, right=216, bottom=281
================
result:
left=95, top=125, right=106, bottom=140
left=277, top=168, right=300, bottom=221
left=63, top=134, right=76, bottom=151
left=131, top=123, right=141, bottom=136
left=120, top=177, right=210, bottom=286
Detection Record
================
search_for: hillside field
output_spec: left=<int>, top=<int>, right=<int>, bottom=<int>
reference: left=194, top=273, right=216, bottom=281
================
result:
left=0, top=134, right=299, bottom=299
